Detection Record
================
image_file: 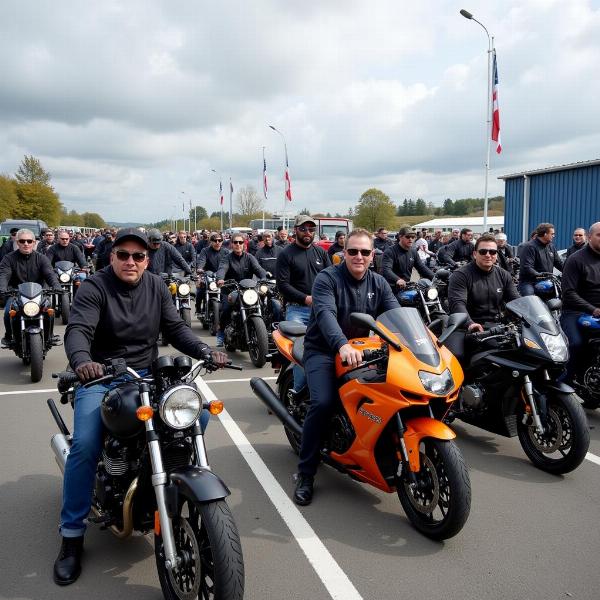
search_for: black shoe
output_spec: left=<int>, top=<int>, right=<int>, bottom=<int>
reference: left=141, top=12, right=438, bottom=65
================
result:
left=1, top=337, right=13, bottom=349
left=293, top=473, right=314, bottom=506
left=53, top=536, right=84, bottom=586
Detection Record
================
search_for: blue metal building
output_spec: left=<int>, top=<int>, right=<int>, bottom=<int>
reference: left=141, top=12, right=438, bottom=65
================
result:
left=499, top=159, right=600, bottom=250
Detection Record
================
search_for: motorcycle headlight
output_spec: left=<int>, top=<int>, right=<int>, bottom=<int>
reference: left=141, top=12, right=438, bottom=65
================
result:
left=242, top=289, right=259, bottom=305
left=208, top=281, right=218, bottom=292
left=178, top=283, right=190, bottom=296
left=418, top=369, right=454, bottom=395
left=59, top=273, right=71, bottom=283
left=540, top=332, right=568, bottom=363
left=426, top=288, right=439, bottom=301
left=259, top=284, right=269, bottom=295
left=159, top=385, right=202, bottom=430
left=23, top=301, right=40, bottom=317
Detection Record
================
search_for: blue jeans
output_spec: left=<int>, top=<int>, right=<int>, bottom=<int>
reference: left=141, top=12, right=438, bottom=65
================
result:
left=285, top=304, right=311, bottom=391
left=560, top=311, right=585, bottom=384
left=60, top=371, right=209, bottom=537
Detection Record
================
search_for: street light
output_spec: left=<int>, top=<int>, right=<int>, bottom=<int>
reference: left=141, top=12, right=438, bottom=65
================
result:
left=268, top=125, right=291, bottom=230
left=460, top=8, right=494, bottom=232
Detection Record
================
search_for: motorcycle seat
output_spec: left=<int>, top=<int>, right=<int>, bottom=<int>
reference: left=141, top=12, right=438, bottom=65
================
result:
left=278, top=321, right=307, bottom=338
left=292, top=337, right=305, bottom=366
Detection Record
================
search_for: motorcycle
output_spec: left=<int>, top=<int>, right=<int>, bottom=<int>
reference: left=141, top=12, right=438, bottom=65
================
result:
left=533, top=273, right=562, bottom=320
left=54, top=260, right=86, bottom=325
left=197, top=271, right=220, bottom=336
left=258, top=277, right=282, bottom=336
left=397, top=279, right=448, bottom=336
left=251, top=308, right=472, bottom=540
left=221, top=278, right=270, bottom=368
left=443, top=295, right=589, bottom=474
left=47, top=355, right=245, bottom=600
left=571, top=314, right=600, bottom=409
left=3, top=282, right=57, bottom=382
left=431, top=267, right=452, bottom=313
left=163, top=273, right=195, bottom=328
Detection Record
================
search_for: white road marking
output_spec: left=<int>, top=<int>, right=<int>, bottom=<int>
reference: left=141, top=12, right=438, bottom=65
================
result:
left=195, top=375, right=364, bottom=600
left=585, top=452, right=600, bottom=466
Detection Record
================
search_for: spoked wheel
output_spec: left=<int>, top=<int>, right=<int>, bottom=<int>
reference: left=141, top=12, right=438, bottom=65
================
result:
left=517, top=392, right=590, bottom=474
left=247, top=315, right=269, bottom=368
left=397, top=438, right=471, bottom=540
left=279, top=369, right=305, bottom=454
left=155, top=497, right=244, bottom=600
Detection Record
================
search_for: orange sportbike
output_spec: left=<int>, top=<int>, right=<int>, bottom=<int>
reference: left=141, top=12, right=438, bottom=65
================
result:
left=250, top=308, right=471, bottom=540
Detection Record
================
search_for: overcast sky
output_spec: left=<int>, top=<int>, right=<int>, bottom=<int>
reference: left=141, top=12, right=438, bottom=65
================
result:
left=1, top=0, right=598, bottom=223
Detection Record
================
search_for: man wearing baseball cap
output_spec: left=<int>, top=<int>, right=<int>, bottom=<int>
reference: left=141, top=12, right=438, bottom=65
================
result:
left=54, top=227, right=228, bottom=586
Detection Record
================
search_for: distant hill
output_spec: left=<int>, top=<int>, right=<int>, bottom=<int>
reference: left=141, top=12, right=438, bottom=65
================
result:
left=106, top=221, right=144, bottom=228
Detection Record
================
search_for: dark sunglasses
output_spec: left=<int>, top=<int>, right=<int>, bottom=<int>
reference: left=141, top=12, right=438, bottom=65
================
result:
left=17, top=239, right=35, bottom=244
left=403, top=235, right=416, bottom=239
left=297, top=226, right=316, bottom=233
left=346, top=248, right=372, bottom=257
left=212, top=238, right=223, bottom=243
left=113, top=249, right=148, bottom=262
left=231, top=240, right=244, bottom=245
left=477, top=248, right=498, bottom=256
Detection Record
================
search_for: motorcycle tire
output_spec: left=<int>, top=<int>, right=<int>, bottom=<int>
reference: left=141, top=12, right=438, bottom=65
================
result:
left=61, top=293, right=70, bottom=326
left=155, top=497, right=244, bottom=600
left=29, top=333, right=44, bottom=383
left=181, top=307, right=192, bottom=328
left=247, top=315, right=269, bottom=368
left=209, top=299, right=220, bottom=337
left=279, top=369, right=303, bottom=454
left=397, top=438, right=471, bottom=541
left=517, top=392, right=590, bottom=474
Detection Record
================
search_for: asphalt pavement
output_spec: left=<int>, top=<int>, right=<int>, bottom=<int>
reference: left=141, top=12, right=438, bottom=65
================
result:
left=0, top=319, right=599, bottom=600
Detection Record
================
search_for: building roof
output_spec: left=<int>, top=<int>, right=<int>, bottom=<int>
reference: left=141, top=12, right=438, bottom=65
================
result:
left=414, top=216, right=504, bottom=229
left=498, top=158, right=600, bottom=180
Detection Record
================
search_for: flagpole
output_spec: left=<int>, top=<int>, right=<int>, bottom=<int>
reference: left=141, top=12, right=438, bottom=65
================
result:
left=262, top=146, right=267, bottom=230
left=229, top=178, right=233, bottom=230
left=268, top=125, right=291, bottom=230
left=211, top=168, right=223, bottom=231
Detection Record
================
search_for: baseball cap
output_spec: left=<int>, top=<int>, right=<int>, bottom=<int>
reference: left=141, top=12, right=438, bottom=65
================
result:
left=294, top=215, right=316, bottom=227
left=113, top=228, right=149, bottom=249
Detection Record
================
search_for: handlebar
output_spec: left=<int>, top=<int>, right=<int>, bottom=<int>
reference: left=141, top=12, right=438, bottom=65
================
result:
left=466, top=324, right=509, bottom=342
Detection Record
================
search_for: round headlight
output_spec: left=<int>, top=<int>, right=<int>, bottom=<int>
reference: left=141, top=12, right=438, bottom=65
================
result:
left=159, top=385, right=202, bottom=430
left=259, top=284, right=269, bottom=295
left=59, top=273, right=70, bottom=283
left=178, top=283, right=190, bottom=296
left=427, top=288, right=439, bottom=300
left=23, top=301, right=40, bottom=317
left=242, top=289, right=259, bottom=305
left=208, top=281, right=218, bottom=291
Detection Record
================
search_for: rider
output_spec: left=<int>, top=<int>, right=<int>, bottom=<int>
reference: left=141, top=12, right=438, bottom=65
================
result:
left=566, top=228, right=587, bottom=258
left=174, top=230, right=196, bottom=269
left=53, top=228, right=228, bottom=586
left=326, top=231, right=346, bottom=258
left=146, top=228, right=193, bottom=276
left=381, top=226, right=435, bottom=297
left=0, top=228, right=62, bottom=348
left=517, top=222, right=563, bottom=296
left=37, top=228, right=56, bottom=255
left=214, top=232, right=266, bottom=346
left=560, top=222, right=600, bottom=385
left=437, top=228, right=475, bottom=267
left=293, top=228, right=399, bottom=505
left=254, top=231, right=281, bottom=275
left=195, top=232, right=229, bottom=316
left=447, top=233, right=519, bottom=333
left=47, top=229, right=88, bottom=274
left=276, top=215, right=331, bottom=393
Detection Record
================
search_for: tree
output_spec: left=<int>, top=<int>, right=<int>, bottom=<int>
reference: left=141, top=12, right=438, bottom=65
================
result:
left=353, top=188, right=396, bottom=232
left=81, top=212, right=106, bottom=228
left=297, top=207, right=312, bottom=215
left=188, top=204, right=208, bottom=225
left=236, top=185, right=263, bottom=218
left=415, top=198, right=427, bottom=215
left=16, top=182, right=62, bottom=225
left=0, top=175, right=18, bottom=221
left=15, top=155, right=51, bottom=186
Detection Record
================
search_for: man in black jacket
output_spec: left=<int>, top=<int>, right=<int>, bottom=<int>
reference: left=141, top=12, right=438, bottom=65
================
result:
left=437, top=228, right=474, bottom=267
left=293, top=228, right=399, bottom=506
left=174, top=230, right=196, bottom=268
left=448, top=234, right=519, bottom=332
left=495, top=233, right=515, bottom=272
left=37, top=229, right=56, bottom=255
left=373, top=227, right=393, bottom=252
left=215, top=233, right=266, bottom=346
left=195, top=233, right=229, bottom=315
left=255, top=231, right=281, bottom=275
left=566, top=228, right=587, bottom=258
left=53, top=228, right=228, bottom=586
left=0, top=228, right=62, bottom=347
left=518, top=223, right=563, bottom=296
left=560, top=222, right=600, bottom=384
left=381, top=226, right=434, bottom=296
left=146, top=228, right=192, bottom=276
left=326, top=231, right=346, bottom=258
left=47, top=230, right=88, bottom=270
left=93, top=231, right=114, bottom=270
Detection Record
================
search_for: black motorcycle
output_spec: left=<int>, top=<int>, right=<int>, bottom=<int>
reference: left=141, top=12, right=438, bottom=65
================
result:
left=197, top=271, right=220, bottom=336
left=443, top=295, right=589, bottom=474
left=533, top=272, right=562, bottom=319
left=397, top=279, right=448, bottom=336
left=54, top=260, right=86, bottom=325
left=47, top=355, right=244, bottom=600
left=3, top=282, right=57, bottom=382
left=163, top=273, right=195, bottom=328
left=571, top=313, right=600, bottom=409
left=221, top=278, right=269, bottom=368
left=431, top=267, right=452, bottom=313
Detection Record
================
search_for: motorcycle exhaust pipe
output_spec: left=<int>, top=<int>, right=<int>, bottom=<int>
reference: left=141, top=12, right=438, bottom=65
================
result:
left=250, top=377, right=302, bottom=437
left=51, top=433, right=71, bottom=474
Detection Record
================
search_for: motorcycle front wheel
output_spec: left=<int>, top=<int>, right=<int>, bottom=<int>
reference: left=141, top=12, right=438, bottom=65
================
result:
left=209, top=299, right=220, bottom=337
left=181, top=307, right=192, bottom=328
left=397, top=438, right=471, bottom=540
left=247, top=315, right=269, bottom=368
left=517, top=392, right=590, bottom=474
left=61, top=293, right=70, bottom=325
left=29, top=333, right=44, bottom=383
left=155, top=497, right=244, bottom=600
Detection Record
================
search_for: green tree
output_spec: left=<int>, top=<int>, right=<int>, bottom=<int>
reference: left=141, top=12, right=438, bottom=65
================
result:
left=415, top=198, right=427, bottom=215
left=188, top=204, right=208, bottom=225
left=442, top=198, right=453, bottom=215
left=16, top=182, right=62, bottom=225
left=353, top=188, right=396, bottom=232
left=297, top=207, right=312, bottom=215
left=81, top=212, right=106, bottom=228
left=0, top=175, right=18, bottom=221
left=15, top=155, right=51, bottom=186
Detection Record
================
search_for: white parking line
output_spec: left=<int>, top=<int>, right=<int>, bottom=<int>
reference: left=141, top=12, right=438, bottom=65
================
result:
left=195, top=375, right=363, bottom=600
left=586, top=452, right=600, bottom=466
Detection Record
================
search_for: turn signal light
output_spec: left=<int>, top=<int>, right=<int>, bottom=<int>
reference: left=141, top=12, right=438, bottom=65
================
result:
left=209, top=400, right=224, bottom=415
left=154, top=510, right=161, bottom=535
left=46, top=308, right=55, bottom=317
left=136, top=406, right=154, bottom=421
left=9, top=310, right=16, bottom=318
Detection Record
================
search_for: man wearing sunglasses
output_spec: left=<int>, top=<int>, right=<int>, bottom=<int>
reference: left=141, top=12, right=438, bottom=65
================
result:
left=438, top=227, right=475, bottom=267
left=276, top=215, right=331, bottom=393
left=146, top=228, right=193, bottom=277
left=381, top=226, right=434, bottom=296
left=174, top=230, right=196, bottom=270
left=47, top=230, right=88, bottom=270
left=0, top=228, right=62, bottom=348
left=293, top=228, right=399, bottom=505
left=54, top=228, right=228, bottom=585
left=447, top=233, right=519, bottom=333
left=195, top=233, right=230, bottom=315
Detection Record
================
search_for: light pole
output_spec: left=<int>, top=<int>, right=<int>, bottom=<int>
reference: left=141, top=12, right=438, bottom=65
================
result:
left=211, top=169, right=223, bottom=231
left=268, top=125, right=291, bottom=230
left=180, top=191, right=187, bottom=232
left=460, top=8, right=494, bottom=232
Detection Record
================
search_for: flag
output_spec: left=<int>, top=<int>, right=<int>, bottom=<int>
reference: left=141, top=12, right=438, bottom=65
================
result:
left=492, top=51, right=502, bottom=154
left=263, top=156, right=268, bottom=199
left=219, top=181, right=224, bottom=205
left=284, top=167, right=292, bottom=202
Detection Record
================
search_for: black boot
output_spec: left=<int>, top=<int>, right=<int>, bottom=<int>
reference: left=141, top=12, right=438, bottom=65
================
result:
left=53, top=536, right=84, bottom=585
left=293, top=473, right=314, bottom=506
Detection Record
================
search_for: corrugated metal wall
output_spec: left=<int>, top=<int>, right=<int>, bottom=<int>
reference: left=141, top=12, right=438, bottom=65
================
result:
left=503, top=164, right=600, bottom=249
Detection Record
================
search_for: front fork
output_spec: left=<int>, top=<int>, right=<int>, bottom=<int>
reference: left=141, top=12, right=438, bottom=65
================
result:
left=521, top=374, right=545, bottom=434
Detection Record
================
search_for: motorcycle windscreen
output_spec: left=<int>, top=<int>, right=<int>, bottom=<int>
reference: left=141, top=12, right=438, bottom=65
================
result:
left=376, top=307, right=440, bottom=368
left=55, top=260, right=74, bottom=271
left=505, top=296, right=559, bottom=334
left=18, top=282, right=44, bottom=299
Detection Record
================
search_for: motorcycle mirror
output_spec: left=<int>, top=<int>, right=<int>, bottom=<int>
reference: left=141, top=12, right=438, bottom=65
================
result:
left=349, top=312, right=402, bottom=351
left=437, top=313, right=468, bottom=346
left=546, top=298, right=562, bottom=312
